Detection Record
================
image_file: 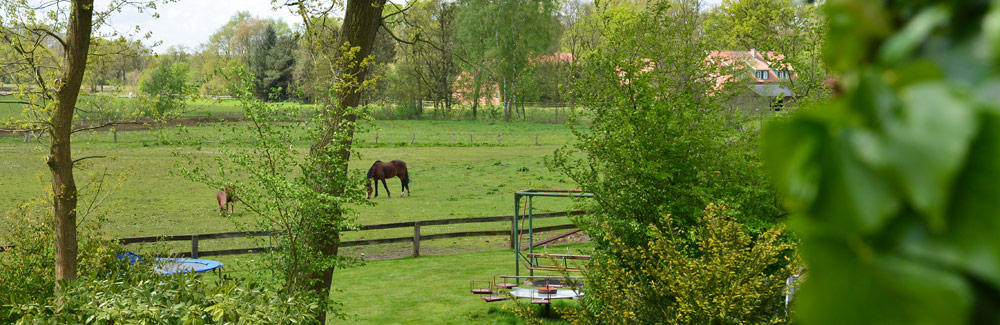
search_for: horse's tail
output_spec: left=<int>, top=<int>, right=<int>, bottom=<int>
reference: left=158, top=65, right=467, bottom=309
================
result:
left=403, top=169, right=410, bottom=184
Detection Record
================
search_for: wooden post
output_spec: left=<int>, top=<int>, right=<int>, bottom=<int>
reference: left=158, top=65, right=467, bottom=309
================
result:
left=375, top=130, right=379, bottom=144
left=412, top=222, right=421, bottom=257
left=410, top=133, right=415, bottom=145
left=535, top=134, right=539, bottom=145
left=23, top=131, right=30, bottom=143
left=191, top=235, right=199, bottom=258
left=113, top=130, right=118, bottom=143
left=497, top=134, right=501, bottom=145
left=452, top=133, right=456, bottom=144
left=470, top=134, right=473, bottom=143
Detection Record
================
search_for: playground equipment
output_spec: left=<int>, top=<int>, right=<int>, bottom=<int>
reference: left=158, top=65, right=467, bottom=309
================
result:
left=118, top=251, right=223, bottom=277
left=513, top=189, right=593, bottom=280
left=155, top=257, right=223, bottom=277
left=470, top=189, right=594, bottom=307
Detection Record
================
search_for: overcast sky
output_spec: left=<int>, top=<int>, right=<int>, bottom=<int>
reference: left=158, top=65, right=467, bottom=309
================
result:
left=97, top=0, right=723, bottom=53
left=96, top=0, right=302, bottom=53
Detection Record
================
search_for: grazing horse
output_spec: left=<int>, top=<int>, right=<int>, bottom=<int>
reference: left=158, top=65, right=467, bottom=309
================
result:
left=217, top=186, right=238, bottom=214
left=367, top=160, right=410, bottom=198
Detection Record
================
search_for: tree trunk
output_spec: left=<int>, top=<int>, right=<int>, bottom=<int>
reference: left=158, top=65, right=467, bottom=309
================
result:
left=306, top=0, right=385, bottom=323
left=471, top=70, right=480, bottom=120
left=49, top=0, right=94, bottom=287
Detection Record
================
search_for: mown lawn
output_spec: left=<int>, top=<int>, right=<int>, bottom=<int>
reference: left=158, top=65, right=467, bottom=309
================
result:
left=213, top=243, right=591, bottom=324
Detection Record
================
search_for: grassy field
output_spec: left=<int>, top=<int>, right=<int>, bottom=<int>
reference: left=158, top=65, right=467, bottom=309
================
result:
left=2, top=107, right=590, bottom=322
left=212, top=243, right=591, bottom=324
left=2, top=119, right=586, bottom=257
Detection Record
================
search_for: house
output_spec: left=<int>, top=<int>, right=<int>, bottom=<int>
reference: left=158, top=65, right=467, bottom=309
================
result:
left=707, top=49, right=797, bottom=113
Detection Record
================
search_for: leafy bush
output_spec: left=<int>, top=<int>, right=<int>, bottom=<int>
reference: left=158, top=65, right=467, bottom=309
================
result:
left=565, top=204, right=797, bottom=324
left=548, top=1, right=783, bottom=249
left=1, top=200, right=321, bottom=324
left=0, top=202, right=137, bottom=323
left=14, top=275, right=321, bottom=324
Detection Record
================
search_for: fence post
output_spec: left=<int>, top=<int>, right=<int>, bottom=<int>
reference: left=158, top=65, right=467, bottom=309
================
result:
left=191, top=235, right=199, bottom=258
left=412, top=221, right=421, bottom=257
left=410, top=133, right=415, bottom=145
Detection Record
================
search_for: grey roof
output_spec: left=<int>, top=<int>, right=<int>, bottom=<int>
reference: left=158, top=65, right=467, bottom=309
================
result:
left=751, top=84, right=796, bottom=97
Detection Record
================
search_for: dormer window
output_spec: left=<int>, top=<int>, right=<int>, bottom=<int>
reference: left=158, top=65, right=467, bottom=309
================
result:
left=775, top=70, right=790, bottom=79
left=754, top=69, right=769, bottom=80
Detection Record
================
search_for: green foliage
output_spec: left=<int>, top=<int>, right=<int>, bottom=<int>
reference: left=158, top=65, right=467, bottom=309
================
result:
left=550, top=1, right=783, bottom=249
left=387, top=0, right=458, bottom=110
left=176, top=67, right=370, bottom=317
left=455, top=0, right=558, bottom=120
left=762, top=1, right=1000, bottom=323
left=0, top=202, right=136, bottom=323
left=14, top=275, right=320, bottom=324
left=565, top=204, right=796, bottom=324
left=705, top=0, right=830, bottom=102
left=251, top=24, right=296, bottom=101
left=140, top=61, right=194, bottom=114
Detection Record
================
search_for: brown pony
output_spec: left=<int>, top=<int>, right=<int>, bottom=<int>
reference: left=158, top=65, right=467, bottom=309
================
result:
left=217, top=185, right=238, bottom=214
left=367, top=160, right=410, bottom=198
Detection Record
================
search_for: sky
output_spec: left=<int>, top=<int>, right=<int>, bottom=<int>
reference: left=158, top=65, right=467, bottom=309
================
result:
left=96, top=0, right=303, bottom=53
left=97, top=0, right=725, bottom=53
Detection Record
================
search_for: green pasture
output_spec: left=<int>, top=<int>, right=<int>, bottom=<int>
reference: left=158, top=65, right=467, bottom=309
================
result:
left=1, top=119, right=585, bottom=253
left=2, top=113, right=591, bottom=323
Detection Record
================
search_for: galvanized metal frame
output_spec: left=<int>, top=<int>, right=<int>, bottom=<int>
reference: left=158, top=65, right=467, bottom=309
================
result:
left=513, top=189, right=594, bottom=282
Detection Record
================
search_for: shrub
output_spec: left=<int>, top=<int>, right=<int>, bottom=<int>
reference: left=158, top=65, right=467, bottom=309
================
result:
left=13, top=275, right=321, bottom=324
left=548, top=1, right=784, bottom=253
left=0, top=202, right=137, bottom=323
left=0, top=201, right=322, bottom=324
left=564, top=204, right=797, bottom=324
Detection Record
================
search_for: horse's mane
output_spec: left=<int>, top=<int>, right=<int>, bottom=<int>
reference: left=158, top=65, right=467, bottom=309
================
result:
left=367, top=161, right=382, bottom=179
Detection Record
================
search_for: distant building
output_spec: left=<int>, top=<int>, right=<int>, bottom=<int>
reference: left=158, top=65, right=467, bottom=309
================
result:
left=707, top=49, right=797, bottom=113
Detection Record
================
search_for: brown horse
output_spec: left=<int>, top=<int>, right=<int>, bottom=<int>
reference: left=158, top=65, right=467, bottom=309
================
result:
left=367, top=160, right=410, bottom=198
left=217, top=185, right=238, bottom=214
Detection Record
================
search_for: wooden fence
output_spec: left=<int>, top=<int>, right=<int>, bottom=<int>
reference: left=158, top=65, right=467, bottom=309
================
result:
left=117, top=210, right=586, bottom=258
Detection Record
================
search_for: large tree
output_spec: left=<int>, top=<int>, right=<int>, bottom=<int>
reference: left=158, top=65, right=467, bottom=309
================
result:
left=455, top=0, right=558, bottom=120
left=0, top=0, right=164, bottom=286
left=287, top=0, right=387, bottom=323
left=390, top=0, right=458, bottom=112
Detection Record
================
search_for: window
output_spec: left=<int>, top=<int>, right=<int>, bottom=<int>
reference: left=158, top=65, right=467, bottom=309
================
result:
left=776, top=70, right=790, bottom=79
left=754, top=69, right=769, bottom=80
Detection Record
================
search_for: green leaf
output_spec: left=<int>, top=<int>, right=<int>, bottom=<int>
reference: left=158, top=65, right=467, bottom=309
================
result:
left=885, top=82, right=977, bottom=231
left=762, top=116, right=825, bottom=211
left=810, top=129, right=900, bottom=233
left=879, top=5, right=950, bottom=65
left=796, top=237, right=973, bottom=324
left=937, top=113, right=1000, bottom=289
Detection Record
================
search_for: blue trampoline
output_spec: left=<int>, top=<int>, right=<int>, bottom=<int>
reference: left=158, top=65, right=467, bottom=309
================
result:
left=154, top=258, right=223, bottom=275
left=117, top=252, right=223, bottom=276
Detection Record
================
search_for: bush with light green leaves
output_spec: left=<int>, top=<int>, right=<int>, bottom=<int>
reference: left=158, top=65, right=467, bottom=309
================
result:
left=563, top=204, right=797, bottom=324
left=763, top=1, right=1000, bottom=323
